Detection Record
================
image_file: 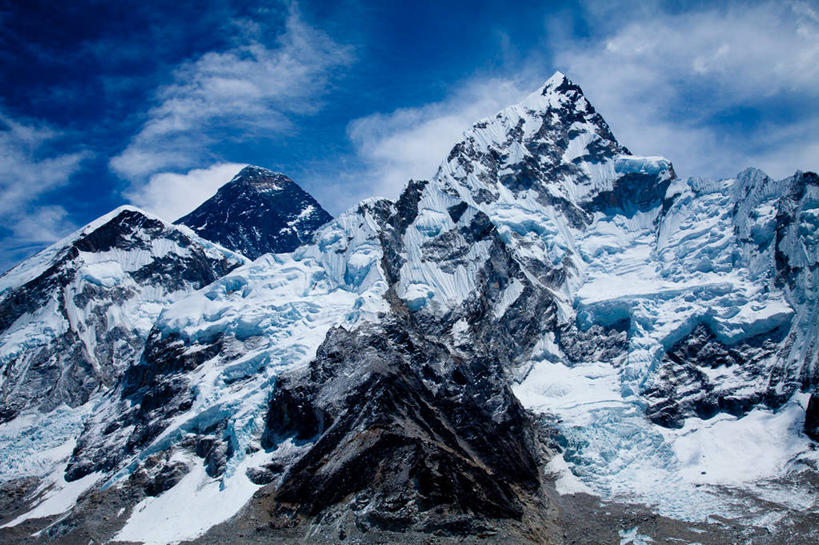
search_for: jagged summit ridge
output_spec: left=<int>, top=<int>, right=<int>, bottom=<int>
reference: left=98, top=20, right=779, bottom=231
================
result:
left=437, top=71, right=669, bottom=215
left=395, top=71, right=675, bottom=314
left=1, top=205, right=160, bottom=292
left=517, top=69, right=619, bottom=133
left=175, top=165, right=332, bottom=259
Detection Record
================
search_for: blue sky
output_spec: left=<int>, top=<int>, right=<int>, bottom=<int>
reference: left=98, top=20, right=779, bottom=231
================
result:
left=1, top=0, right=818, bottom=271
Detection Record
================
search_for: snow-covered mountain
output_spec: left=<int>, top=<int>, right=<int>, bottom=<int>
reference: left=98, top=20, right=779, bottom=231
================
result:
left=175, top=165, right=332, bottom=259
left=0, top=72, right=817, bottom=545
left=0, top=207, right=246, bottom=422
left=0, top=207, right=246, bottom=490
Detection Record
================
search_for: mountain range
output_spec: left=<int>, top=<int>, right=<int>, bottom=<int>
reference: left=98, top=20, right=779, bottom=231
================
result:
left=0, top=72, right=817, bottom=545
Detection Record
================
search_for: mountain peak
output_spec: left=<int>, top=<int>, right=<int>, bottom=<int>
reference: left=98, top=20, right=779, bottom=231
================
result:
left=0, top=205, right=244, bottom=422
left=175, top=167, right=332, bottom=259
left=1, top=205, right=156, bottom=292
left=542, top=69, right=567, bottom=90
left=3, top=72, right=817, bottom=545
left=514, top=70, right=589, bottom=115
left=437, top=71, right=652, bottom=210
left=228, top=165, right=292, bottom=192
left=236, top=164, right=271, bottom=176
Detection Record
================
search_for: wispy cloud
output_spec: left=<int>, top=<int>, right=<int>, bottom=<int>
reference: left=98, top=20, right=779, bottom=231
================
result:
left=554, top=0, right=819, bottom=179
left=111, top=7, right=353, bottom=181
left=126, top=162, right=247, bottom=221
left=0, top=110, right=87, bottom=271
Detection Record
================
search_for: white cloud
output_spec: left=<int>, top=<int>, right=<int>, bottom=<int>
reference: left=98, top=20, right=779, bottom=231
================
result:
left=11, top=206, right=73, bottom=244
left=125, top=162, right=247, bottom=221
left=554, top=1, right=819, bottom=179
left=111, top=7, right=352, bottom=181
left=0, top=110, right=87, bottom=271
left=0, top=114, right=85, bottom=218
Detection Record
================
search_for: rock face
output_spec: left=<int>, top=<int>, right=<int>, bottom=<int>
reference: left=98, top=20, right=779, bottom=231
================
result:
left=1, top=72, right=818, bottom=545
left=637, top=169, right=819, bottom=427
left=263, top=322, right=544, bottom=530
left=175, top=165, right=332, bottom=259
left=0, top=207, right=245, bottom=424
left=806, top=394, right=819, bottom=441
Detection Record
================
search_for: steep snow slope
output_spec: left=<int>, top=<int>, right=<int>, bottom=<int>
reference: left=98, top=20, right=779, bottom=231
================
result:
left=396, top=71, right=675, bottom=317
left=59, top=72, right=667, bottom=540
left=516, top=169, right=819, bottom=523
left=371, top=72, right=818, bottom=523
left=1, top=72, right=817, bottom=545
left=0, top=206, right=246, bottom=483
left=175, top=165, right=333, bottom=259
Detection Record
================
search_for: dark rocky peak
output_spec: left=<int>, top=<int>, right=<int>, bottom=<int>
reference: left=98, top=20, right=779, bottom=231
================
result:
left=224, top=165, right=293, bottom=192
left=511, top=71, right=630, bottom=158
left=175, top=165, right=333, bottom=259
left=806, top=394, right=819, bottom=441
left=74, top=207, right=168, bottom=253
left=2, top=206, right=175, bottom=296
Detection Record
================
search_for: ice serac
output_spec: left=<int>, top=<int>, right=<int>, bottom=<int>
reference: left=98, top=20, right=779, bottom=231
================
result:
left=175, top=165, right=333, bottom=259
left=0, top=206, right=246, bottom=423
left=64, top=200, right=390, bottom=482
left=1, top=72, right=818, bottom=545
left=638, top=169, right=819, bottom=427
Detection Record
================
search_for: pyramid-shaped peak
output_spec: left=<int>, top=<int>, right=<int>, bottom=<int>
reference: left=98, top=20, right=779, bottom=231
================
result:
left=543, top=70, right=568, bottom=89
left=513, top=71, right=588, bottom=113
left=176, top=166, right=332, bottom=259
left=435, top=71, right=665, bottom=206
left=461, top=71, right=622, bottom=157
left=230, top=165, right=292, bottom=187
left=235, top=164, right=274, bottom=177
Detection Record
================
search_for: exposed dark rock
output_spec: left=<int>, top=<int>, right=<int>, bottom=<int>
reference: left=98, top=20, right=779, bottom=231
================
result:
left=130, top=459, right=189, bottom=497
left=3, top=73, right=819, bottom=545
left=65, top=331, right=226, bottom=481
left=176, top=165, right=332, bottom=259
left=806, top=394, right=819, bottom=441
left=557, top=320, right=630, bottom=365
left=447, top=202, right=468, bottom=223
left=645, top=322, right=789, bottom=428
left=589, top=172, right=673, bottom=215
left=261, top=321, right=547, bottom=528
